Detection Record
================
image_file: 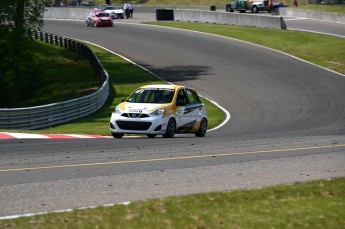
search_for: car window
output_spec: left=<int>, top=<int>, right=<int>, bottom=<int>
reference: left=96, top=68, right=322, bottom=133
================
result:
left=106, top=6, right=119, bottom=10
left=185, top=89, right=201, bottom=105
left=127, top=88, right=175, bottom=104
left=96, top=12, right=109, bottom=17
left=176, top=89, right=187, bottom=105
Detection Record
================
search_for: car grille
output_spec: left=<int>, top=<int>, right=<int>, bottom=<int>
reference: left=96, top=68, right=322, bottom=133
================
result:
left=116, top=121, right=152, bottom=130
left=121, top=113, right=149, bottom=118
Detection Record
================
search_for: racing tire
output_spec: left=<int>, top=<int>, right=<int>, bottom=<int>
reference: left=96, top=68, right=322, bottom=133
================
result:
left=147, top=134, right=156, bottom=138
left=86, top=20, right=89, bottom=26
left=112, top=133, right=124, bottom=139
left=163, top=119, right=176, bottom=138
left=195, top=118, right=207, bottom=137
left=251, top=6, right=258, bottom=13
left=226, top=6, right=234, bottom=12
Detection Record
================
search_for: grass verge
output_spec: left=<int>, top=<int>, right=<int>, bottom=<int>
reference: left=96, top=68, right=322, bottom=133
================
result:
left=299, top=5, right=345, bottom=14
left=1, top=177, right=344, bottom=228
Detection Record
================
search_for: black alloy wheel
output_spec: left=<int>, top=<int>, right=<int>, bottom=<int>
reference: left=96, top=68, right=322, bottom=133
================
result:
left=112, top=133, right=124, bottom=139
left=163, top=119, right=176, bottom=138
left=195, top=118, right=207, bottom=137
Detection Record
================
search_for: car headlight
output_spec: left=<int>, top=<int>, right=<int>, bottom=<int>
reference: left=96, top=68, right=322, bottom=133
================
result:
left=114, top=105, right=121, bottom=114
left=151, top=107, right=166, bottom=116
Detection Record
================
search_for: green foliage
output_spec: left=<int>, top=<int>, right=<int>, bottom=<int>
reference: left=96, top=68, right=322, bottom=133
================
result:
left=4, top=40, right=98, bottom=108
left=0, top=37, right=43, bottom=106
left=0, top=0, right=48, bottom=32
left=0, top=0, right=48, bottom=107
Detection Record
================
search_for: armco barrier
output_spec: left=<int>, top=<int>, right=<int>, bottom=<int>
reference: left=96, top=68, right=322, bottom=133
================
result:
left=174, top=9, right=287, bottom=29
left=0, top=31, right=109, bottom=130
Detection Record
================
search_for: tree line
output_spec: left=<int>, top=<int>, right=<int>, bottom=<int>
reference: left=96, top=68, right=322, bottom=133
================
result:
left=0, top=0, right=48, bottom=107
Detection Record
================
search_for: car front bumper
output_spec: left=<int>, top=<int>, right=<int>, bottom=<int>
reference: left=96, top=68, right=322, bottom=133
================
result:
left=111, top=13, right=124, bottom=19
left=110, top=112, right=170, bottom=135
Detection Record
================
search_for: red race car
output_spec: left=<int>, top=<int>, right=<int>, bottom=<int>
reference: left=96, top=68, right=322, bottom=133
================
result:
left=86, top=10, right=113, bottom=27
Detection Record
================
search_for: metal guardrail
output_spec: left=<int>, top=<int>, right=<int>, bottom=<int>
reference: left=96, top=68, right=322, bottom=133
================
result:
left=0, top=31, right=109, bottom=130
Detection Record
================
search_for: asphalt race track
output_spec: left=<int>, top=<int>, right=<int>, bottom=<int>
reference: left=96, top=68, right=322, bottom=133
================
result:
left=1, top=18, right=345, bottom=218
left=283, top=17, right=345, bottom=38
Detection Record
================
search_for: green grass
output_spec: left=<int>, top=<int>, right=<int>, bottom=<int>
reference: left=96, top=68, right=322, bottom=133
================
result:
left=7, top=41, right=98, bottom=108
left=1, top=177, right=344, bottom=228
left=148, top=21, right=345, bottom=75
left=299, top=5, right=345, bottom=14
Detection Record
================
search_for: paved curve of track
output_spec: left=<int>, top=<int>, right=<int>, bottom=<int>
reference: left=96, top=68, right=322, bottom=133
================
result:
left=1, top=19, right=345, bottom=217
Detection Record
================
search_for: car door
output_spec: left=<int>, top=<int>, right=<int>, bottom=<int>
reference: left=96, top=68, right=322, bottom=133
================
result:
left=175, top=88, right=203, bottom=133
left=174, top=88, right=192, bottom=131
left=183, top=88, right=205, bottom=131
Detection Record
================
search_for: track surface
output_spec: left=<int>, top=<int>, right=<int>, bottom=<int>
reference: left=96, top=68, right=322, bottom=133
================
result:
left=283, top=16, right=345, bottom=38
left=1, top=17, right=345, bottom=217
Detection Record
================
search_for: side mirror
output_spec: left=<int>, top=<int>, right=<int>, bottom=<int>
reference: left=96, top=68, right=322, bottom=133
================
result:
left=122, top=98, right=126, bottom=102
left=176, top=100, right=186, bottom=106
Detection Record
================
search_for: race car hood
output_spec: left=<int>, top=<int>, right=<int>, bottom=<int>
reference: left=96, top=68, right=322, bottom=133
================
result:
left=107, top=9, right=124, bottom=13
left=119, top=103, right=168, bottom=113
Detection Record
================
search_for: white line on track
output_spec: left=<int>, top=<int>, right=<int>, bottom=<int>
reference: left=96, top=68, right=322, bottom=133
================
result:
left=0, top=132, right=112, bottom=139
left=0, top=202, right=131, bottom=220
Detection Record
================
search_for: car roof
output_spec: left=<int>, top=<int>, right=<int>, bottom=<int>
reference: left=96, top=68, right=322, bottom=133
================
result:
left=105, top=6, right=119, bottom=8
left=140, top=84, right=184, bottom=90
left=91, top=9, right=103, bottom=13
left=139, top=84, right=198, bottom=92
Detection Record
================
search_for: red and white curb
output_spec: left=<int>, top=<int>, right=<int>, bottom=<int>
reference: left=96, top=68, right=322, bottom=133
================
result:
left=0, top=132, right=112, bottom=139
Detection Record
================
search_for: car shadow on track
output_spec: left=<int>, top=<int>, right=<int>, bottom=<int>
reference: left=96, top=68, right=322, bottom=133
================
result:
left=142, top=65, right=212, bottom=83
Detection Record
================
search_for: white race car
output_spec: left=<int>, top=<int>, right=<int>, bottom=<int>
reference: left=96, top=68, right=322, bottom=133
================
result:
left=99, top=5, right=125, bottom=19
left=110, top=84, right=208, bottom=138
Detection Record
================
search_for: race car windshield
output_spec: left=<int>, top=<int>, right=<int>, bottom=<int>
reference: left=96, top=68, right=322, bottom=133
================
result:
left=106, top=6, right=119, bottom=10
left=96, top=13, right=109, bottom=17
left=127, top=88, right=175, bottom=104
